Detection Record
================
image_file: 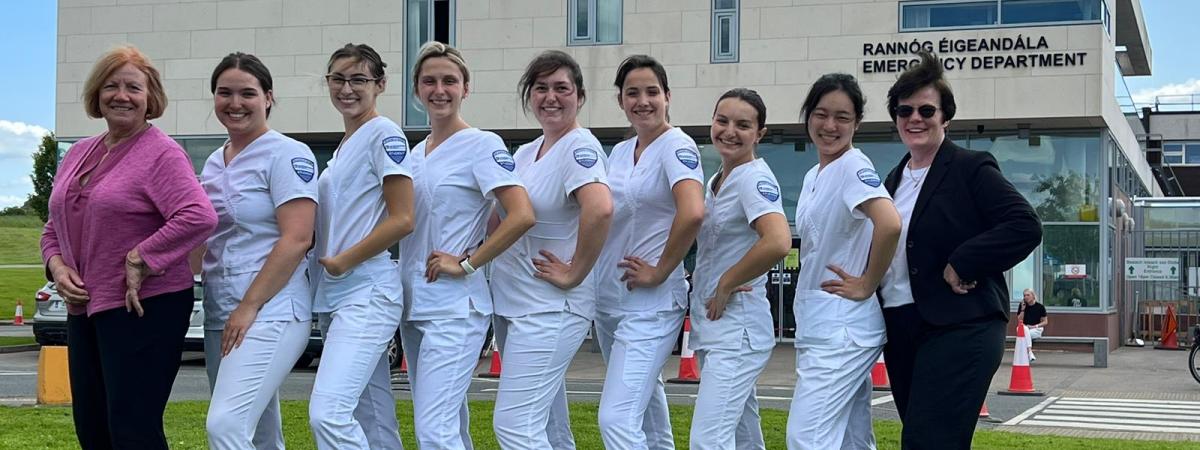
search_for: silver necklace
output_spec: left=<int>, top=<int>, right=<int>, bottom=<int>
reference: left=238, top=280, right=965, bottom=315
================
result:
left=905, top=164, right=928, bottom=188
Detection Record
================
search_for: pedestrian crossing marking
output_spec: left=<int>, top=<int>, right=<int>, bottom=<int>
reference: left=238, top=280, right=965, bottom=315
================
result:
left=1007, top=396, right=1200, bottom=434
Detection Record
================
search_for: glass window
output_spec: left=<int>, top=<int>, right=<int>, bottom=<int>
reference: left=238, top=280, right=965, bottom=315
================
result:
left=900, top=0, right=1102, bottom=31
left=901, top=1, right=998, bottom=30
left=966, top=133, right=1102, bottom=223
left=1185, top=144, right=1200, bottom=164
left=711, top=1, right=738, bottom=64
left=1165, top=154, right=1184, bottom=165
left=1041, top=224, right=1100, bottom=308
left=405, top=0, right=455, bottom=129
left=570, top=0, right=621, bottom=45
left=174, top=137, right=227, bottom=174
left=1001, top=0, right=1101, bottom=25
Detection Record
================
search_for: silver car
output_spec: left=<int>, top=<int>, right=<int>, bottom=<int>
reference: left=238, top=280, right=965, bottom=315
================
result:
left=33, top=277, right=204, bottom=346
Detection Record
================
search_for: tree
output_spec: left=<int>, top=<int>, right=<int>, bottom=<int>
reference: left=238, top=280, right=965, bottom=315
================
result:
left=27, top=132, right=57, bottom=222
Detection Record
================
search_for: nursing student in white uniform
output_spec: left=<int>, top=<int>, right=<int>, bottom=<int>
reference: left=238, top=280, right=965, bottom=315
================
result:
left=594, top=55, right=705, bottom=450
left=400, top=41, right=535, bottom=450
left=308, top=44, right=414, bottom=450
left=787, top=74, right=901, bottom=450
left=490, top=50, right=613, bottom=450
left=200, top=53, right=317, bottom=450
left=690, top=88, right=791, bottom=450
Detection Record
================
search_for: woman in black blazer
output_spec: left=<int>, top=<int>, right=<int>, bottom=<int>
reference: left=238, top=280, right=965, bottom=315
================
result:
left=877, top=52, right=1042, bottom=450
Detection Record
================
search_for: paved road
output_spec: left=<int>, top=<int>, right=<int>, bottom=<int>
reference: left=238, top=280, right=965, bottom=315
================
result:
left=3, top=332, right=1197, bottom=442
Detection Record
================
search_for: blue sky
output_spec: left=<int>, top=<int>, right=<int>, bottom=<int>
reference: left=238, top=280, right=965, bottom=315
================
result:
left=0, top=1, right=1197, bottom=207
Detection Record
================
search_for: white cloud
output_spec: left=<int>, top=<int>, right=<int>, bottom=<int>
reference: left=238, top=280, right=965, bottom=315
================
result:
left=0, top=119, right=49, bottom=161
left=0, top=195, right=25, bottom=208
left=1131, top=79, right=1200, bottom=107
left=0, top=119, right=48, bottom=207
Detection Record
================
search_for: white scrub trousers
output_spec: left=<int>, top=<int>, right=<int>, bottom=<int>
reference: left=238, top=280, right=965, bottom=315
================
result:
left=786, top=342, right=881, bottom=450
left=690, top=336, right=772, bottom=450
left=204, top=320, right=309, bottom=450
left=309, top=294, right=404, bottom=450
left=492, top=311, right=590, bottom=450
left=402, top=304, right=491, bottom=450
left=594, top=307, right=684, bottom=450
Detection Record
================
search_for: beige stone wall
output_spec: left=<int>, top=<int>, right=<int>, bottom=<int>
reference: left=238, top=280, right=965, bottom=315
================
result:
left=57, top=0, right=407, bottom=138
left=57, top=0, right=1122, bottom=145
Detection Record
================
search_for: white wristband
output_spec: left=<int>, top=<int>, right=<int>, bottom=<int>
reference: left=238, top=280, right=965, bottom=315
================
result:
left=460, top=257, right=477, bottom=275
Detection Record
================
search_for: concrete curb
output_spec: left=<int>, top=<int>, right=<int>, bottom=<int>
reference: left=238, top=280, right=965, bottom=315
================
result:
left=0, top=344, right=40, bottom=354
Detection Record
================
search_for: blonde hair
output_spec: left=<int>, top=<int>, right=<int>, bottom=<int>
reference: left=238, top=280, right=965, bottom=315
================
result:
left=81, top=45, right=167, bottom=120
left=411, top=41, right=470, bottom=88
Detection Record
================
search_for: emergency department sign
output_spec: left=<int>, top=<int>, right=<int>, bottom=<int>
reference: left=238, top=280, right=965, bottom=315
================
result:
left=1124, top=257, right=1180, bottom=281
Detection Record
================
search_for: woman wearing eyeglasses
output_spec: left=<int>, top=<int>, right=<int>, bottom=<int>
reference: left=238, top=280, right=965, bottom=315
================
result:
left=877, top=52, right=1040, bottom=450
left=400, top=41, right=535, bottom=450
left=307, top=43, right=414, bottom=450
left=787, top=73, right=900, bottom=449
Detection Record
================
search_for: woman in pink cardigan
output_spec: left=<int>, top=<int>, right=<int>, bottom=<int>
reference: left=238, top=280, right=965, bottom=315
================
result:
left=40, top=45, right=217, bottom=450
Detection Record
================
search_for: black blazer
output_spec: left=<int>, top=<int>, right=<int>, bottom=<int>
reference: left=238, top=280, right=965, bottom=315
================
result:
left=883, top=139, right=1042, bottom=327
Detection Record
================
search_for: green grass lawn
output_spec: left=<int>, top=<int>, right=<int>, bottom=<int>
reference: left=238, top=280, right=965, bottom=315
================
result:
left=0, top=336, right=35, bottom=347
left=0, top=268, right=46, bottom=321
left=0, top=227, right=43, bottom=266
left=0, top=400, right=1193, bottom=449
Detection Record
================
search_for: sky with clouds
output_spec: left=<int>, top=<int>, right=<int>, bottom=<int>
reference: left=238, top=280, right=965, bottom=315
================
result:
left=0, top=1, right=1197, bottom=207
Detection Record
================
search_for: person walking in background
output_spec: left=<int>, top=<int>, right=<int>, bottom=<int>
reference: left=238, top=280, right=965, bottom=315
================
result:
left=41, top=45, right=217, bottom=450
left=689, top=88, right=791, bottom=450
left=200, top=52, right=319, bottom=450
left=400, top=41, right=535, bottom=450
left=878, top=52, right=1042, bottom=449
left=787, top=73, right=901, bottom=450
left=594, top=54, right=705, bottom=450
left=307, top=43, right=413, bottom=450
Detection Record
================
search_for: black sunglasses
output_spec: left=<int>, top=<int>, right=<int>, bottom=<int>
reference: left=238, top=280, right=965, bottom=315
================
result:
left=894, top=104, right=938, bottom=119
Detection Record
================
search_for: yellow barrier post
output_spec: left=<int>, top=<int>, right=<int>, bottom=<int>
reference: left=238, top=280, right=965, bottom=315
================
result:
left=37, top=345, right=72, bottom=405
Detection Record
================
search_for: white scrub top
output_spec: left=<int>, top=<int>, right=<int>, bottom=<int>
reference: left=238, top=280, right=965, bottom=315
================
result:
left=792, top=147, right=890, bottom=348
left=312, top=116, right=411, bottom=312
left=491, top=128, right=609, bottom=320
left=402, top=128, right=523, bottom=321
left=200, top=130, right=318, bottom=329
left=595, top=127, right=704, bottom=313
left=879, top=165, right=927, bottom=309
left=690, top=159, right=783, bottom=351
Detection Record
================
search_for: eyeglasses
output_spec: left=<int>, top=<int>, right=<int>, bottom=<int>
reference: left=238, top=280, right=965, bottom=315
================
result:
left=894, top=104, right=938, bottom=119
left=325, top=75, right=378, bottom=89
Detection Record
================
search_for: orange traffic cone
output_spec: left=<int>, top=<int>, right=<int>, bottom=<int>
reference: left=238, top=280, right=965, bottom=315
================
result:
left=871, top=353, right=890, bottom=391
left=1155, top=304, right=1184, bottom=351
left=479, top=337, right=502, bottom=378
left=13, top=300, right=24, bottom=326
left=978, top=401, right=990, bottom=419
left=998, top=324, right=1043, bottom=396
left=668, top=316, right=700, bottom=384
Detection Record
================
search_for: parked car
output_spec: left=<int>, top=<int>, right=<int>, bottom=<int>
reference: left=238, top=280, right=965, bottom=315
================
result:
left=182, top=278, right=324, bottom=368
left=31, top=282, right=67, bottom=346
left=34, top=277, right=206, bottom=347
left=33, top=277, right=324, bottom=369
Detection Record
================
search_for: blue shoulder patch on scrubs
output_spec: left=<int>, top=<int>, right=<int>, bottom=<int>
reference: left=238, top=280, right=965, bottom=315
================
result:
left=291, top=157, right=315, bottom=183
left=856, top=168, right=881, bottom=188
left=383, top=136, right=407, bottom=164
left=675, top=148, right=699, bottom=169
left=756, top=179, right=780, bottom=201
left=493, top=150, right=516, bottom=171
left=573, top=147, right=599, bottom=168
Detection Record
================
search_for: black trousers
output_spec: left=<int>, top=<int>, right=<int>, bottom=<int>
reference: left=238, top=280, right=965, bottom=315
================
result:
left=883, top=303, right=1006, bottom=450
left=67, top=289, right=193, bottom=450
